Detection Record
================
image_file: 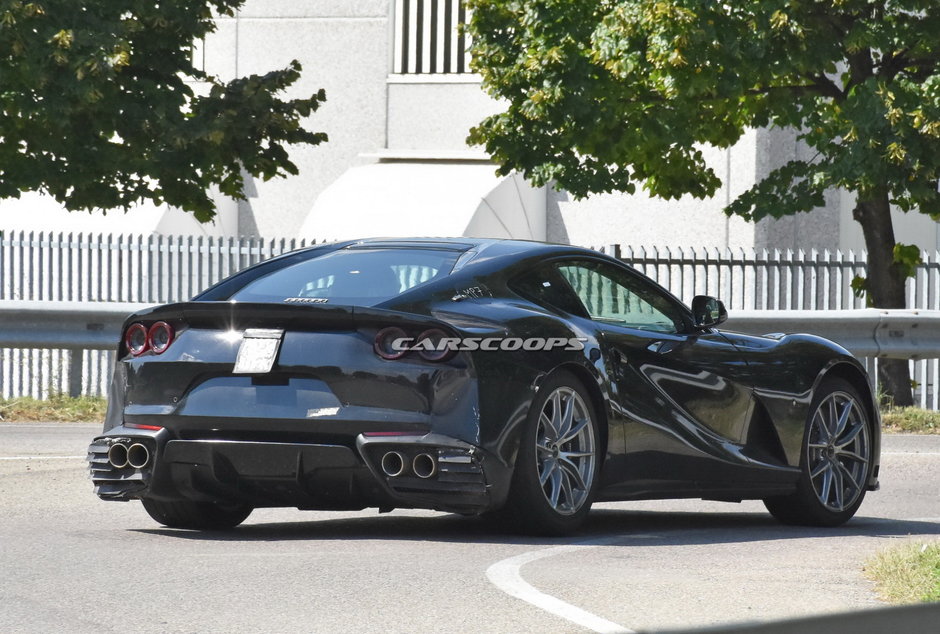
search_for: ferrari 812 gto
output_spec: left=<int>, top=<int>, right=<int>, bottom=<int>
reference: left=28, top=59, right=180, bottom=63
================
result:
left=88, top=238, right=880, bottom=534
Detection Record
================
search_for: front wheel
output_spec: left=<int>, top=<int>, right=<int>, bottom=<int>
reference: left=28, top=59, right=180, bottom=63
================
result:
left=764, top=378, right=872, bottom=527
left=503, top=370, right=601, bottom=535
left=142, top=498, right=253, bottom=530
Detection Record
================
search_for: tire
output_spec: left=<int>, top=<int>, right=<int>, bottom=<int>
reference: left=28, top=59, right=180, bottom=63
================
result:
left=764, top=378, right=873, bottom=527
left=503, top=370, right=601, bottom=536
left=141, top=498, right=253, bottom=530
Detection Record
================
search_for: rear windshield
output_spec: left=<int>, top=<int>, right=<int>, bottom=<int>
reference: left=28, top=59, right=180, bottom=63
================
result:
left=228, top=248, right=460, bottom=305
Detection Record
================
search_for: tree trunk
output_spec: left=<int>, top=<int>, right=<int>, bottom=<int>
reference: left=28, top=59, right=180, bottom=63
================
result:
left=852, top=192, right=914, bottom=406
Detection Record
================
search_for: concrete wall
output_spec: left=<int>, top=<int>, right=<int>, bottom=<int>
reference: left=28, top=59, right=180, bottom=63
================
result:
left=750, top=127, right=843, bottom=253
left=386, top=78, right=502, bottom=150
left=547, top=133, right=758, bottom=249
left=209, top=1, right=392, bottom=237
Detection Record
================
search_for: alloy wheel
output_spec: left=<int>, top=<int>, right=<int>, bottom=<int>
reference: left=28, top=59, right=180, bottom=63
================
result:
left=535, top=386, right=596, bottom=516
left=806, top=390, right=870, bottom=512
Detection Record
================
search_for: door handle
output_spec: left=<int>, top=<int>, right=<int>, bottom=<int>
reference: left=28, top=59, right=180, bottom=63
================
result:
left=647, top=340, right=679, bottom=354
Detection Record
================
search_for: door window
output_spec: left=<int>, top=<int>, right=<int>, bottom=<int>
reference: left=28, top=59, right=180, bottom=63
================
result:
left=557, top=262, right=685, bottom=333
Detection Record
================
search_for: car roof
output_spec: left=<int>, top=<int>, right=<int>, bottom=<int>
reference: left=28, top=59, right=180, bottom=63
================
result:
left=337, top=236, right=598, bottom=257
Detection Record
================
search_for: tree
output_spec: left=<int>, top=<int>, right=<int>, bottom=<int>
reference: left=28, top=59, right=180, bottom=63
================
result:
left=0, top=1, right=326, bottom=222
left=466, top=0, right=940, bottom=405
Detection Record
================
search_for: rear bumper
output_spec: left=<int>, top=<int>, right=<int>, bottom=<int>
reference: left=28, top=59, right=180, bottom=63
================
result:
left=88, top=427, right=499, bottom=515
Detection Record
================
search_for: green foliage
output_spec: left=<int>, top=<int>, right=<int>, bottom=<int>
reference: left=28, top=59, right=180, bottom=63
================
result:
left=0, top=1, right=327, bottom=221
left=851, top=242, right=922, bottom=301
left=467, top=1, right=940, bottom=221
left=893, top=242, right=923, bottom=278
left=0, top=394, right=107, bottom=422
left=850, top=275, right=867, bottom=298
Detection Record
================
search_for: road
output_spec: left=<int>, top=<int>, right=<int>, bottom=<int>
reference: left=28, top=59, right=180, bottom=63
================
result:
left=0, top=423, right=937, bottom=633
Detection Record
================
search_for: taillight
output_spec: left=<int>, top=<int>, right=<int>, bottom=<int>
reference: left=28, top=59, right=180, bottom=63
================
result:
left=415, top=328, right=456, bottom=362
left=148, top=321, right=174, bottom=354
left=374, top=327, right=409, bottom=360
left=373, top=326, right=456, bottom=362
left=124, top=323, right=149, bottom=356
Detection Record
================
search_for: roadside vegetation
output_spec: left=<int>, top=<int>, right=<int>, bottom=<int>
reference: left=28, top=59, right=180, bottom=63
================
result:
left=865, top=541, right=940, bottom=604
left=881, top=407, right=940, bottom=434
left=0, top=395, right=107, bottom=423
left=1, top=396, right=940, bottom=432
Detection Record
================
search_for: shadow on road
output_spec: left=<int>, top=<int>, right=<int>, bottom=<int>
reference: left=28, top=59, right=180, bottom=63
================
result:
left=131, top=508, right=940, bottom=548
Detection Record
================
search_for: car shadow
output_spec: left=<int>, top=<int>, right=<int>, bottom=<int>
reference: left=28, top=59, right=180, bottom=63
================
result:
left=130, top=508, right=940, bottom=547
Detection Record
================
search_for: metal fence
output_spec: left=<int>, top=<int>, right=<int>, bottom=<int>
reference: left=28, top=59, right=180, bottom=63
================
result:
left=392, top=0, right=471, bottom=75
left=0, top=232, right=310, bottom=399
left=4, top=230, right=940, bottom=407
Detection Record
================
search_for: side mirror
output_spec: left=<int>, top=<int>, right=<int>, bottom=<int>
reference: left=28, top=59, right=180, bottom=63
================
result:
left=691, top=295, right=728, bottom=329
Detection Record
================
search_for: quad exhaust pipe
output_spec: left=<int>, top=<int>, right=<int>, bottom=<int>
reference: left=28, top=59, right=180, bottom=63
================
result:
left=107, top=443, right=129, bottom=469
left=107, top=442, right=150, bottom=469
left=127, top=443, right=150, bottom=469
left=380, top=451, right=406, bottom=477
left=412, top=453, right=437, bottom=479
left=379, top=451, right=438, bottom=479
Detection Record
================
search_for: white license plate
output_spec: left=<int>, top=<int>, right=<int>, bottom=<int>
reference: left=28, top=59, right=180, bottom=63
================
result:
left=233, top=329, right=284, bottom=374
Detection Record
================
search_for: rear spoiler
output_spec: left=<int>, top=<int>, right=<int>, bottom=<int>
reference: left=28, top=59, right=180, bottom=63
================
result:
left=124, top=302, right=454, bottom=333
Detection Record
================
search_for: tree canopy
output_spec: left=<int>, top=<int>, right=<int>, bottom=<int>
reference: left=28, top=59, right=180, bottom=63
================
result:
left=0, top=0, right=326, bottom=221
left=467, top=0, right=940, bottom=404
left=467, top=0, right=940, bottom=217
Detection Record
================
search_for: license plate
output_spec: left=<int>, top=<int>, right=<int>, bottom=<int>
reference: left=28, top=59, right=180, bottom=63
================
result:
left=233, top=329, right=284, bottom=374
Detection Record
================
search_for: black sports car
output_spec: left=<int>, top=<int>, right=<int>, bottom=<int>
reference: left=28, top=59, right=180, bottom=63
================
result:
left=88, top=238, right=880, bottom=535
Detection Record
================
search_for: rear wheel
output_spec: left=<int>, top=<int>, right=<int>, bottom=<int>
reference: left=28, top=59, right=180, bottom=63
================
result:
left=503, top=370, right=600, bottom=535
left=141, top=498, right=253, bottom=530
left=764, top=378, right=872, bottom=527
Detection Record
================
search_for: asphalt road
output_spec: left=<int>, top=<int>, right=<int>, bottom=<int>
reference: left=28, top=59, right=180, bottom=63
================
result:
left=1, top=423, right=937, bottom=633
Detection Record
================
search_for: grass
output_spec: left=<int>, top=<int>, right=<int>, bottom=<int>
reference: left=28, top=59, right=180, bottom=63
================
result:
left=880, top=407, right=940, bottom=434
left=0, top=394, right=107, bottom=423
left=864, top=541, right=940, bottom=604
left=0, top=396, right=939, bottom=432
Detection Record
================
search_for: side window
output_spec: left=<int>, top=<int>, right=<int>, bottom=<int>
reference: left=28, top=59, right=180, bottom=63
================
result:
left=557, top=262, right=684, bottom=333
left=510, top=266, right=589, bottom=317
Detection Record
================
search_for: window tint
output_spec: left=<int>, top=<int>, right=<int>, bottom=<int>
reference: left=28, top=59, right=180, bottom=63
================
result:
left=229, top=248, right=459, bottom=305
left=510, top=266, right=589, bottom=317
left=557, top=262, right=684, bottom=333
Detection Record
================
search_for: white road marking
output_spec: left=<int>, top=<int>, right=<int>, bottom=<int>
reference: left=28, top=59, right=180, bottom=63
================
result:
left=882, top=451, right=940, bottom=456
left=487, top=535, right=649, bottom=633
left=0, top=455, right=85, bottom=461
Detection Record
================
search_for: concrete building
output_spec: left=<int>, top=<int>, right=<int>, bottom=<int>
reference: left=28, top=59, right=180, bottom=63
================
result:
left=3, top=0, right=937, bottom=253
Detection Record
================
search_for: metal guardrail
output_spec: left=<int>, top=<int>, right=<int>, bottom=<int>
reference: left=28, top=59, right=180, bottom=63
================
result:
left=0, top=301, right=150, bottom=398
left=2, top=301, right=940, bottom=360
left=726, top=309, right=940, bottom=359
left=0, top=301, right=151, bottom=349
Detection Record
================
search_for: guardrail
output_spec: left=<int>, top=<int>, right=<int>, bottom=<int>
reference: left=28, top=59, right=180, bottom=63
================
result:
left=3, top=301, right=940, bottom=400
left=3, top=301, right=939, bottom=359
left=726, top=309, right=940, bottom=359
left=0, top=301, right=151, bottom=349
left=0, top=301, right=150, bottom=398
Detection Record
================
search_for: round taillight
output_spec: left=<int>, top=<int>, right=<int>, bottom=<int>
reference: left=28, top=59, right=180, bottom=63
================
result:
left=415, top=328, right=456, bottom=362
left=374, top=327, right=409, bottom=360
left=148, top=321, right=174, bottom=354
left=124, top=323, right=149, bottom=356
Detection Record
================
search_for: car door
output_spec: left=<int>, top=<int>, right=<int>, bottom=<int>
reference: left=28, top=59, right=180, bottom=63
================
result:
left=553, top=259, right=758, bottom=492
